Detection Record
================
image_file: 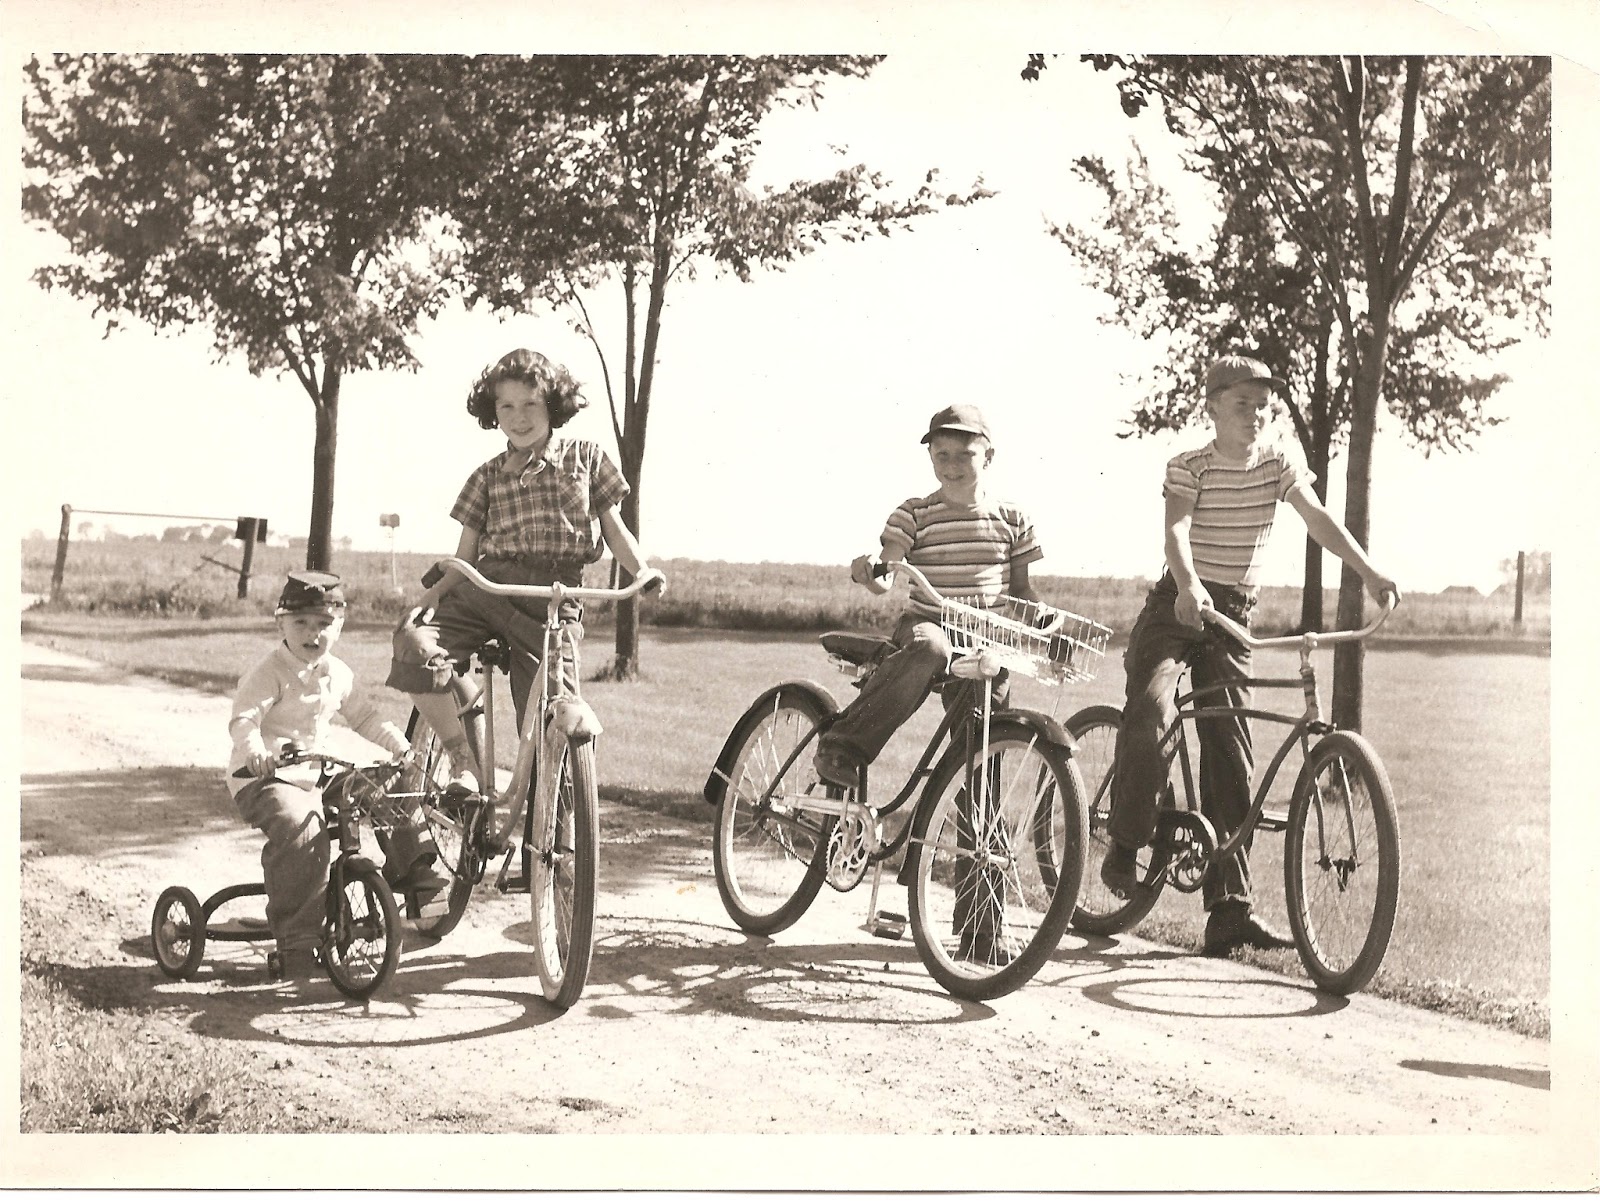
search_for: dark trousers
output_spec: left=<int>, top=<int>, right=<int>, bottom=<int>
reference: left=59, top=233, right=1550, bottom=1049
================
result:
left=1109, top=574, right=1257, bottom=911
left=434, top=556, right=582, bottom=729
left=818, top=614, right=1009, bottom=765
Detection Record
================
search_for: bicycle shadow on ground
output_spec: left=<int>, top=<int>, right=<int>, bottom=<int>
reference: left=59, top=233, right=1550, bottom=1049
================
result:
left=48, top=934, right=567, bottom=1051
left=570, top=912, right=999, bottom=1026
left=1035, top=931, right=1349, bottom=1021
left=23, top=766, right=250, bottom=858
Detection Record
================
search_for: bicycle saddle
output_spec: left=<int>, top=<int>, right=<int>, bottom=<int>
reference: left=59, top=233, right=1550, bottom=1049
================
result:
left=819, top=631, right=894, bottom=667
left=475, top=638, right=512, bottom=671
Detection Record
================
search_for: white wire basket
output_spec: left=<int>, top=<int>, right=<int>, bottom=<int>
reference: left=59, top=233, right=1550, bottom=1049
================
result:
left=940, top=593, right=1112, bottom=685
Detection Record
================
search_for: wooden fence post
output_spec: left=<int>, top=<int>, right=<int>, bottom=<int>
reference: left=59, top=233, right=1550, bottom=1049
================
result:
left=50, top=504, right=72, bottom=604
left=1513, top=550, right=1525, bottom=628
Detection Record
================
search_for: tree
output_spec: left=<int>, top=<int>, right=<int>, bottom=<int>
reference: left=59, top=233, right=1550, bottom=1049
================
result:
left=450, top=55, right=992, bottom=676
left=23, top=54, right=474, bottom=570
left=1029, top=54, right=1549, bottom=725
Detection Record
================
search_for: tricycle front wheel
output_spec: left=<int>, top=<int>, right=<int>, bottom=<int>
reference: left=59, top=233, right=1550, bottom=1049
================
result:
left=151, top=886, right=206, bottom=980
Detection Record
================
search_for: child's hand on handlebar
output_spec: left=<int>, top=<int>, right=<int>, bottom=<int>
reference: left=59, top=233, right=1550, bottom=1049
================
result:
left=636, top=567, right=667, bottom=596
left=244, top=748, right=277, bottom=778
left=851, top=555, right=894, bottom=595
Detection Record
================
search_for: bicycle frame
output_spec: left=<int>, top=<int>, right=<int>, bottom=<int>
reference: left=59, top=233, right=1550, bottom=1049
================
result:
left=1155, top=597, right=1396, bottom=864
left=421, top=556, right=655, bottom=860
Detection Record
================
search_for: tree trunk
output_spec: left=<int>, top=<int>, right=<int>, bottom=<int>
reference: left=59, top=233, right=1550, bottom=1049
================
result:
left=1332, top=331, right=1386, bottom=729
left=306, top=367, right=341, bottom=572
left=1300, top=319, right=1334, bottom=633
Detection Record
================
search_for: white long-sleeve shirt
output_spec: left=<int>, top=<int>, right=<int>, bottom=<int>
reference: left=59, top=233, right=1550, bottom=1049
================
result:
left=227, top=643, right=409, bottom=797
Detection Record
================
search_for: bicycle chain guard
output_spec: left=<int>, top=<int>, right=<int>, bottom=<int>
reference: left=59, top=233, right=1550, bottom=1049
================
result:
left=826, top=810, right=874, bottom=891
left=1157, top=810, right=1218, bottom=894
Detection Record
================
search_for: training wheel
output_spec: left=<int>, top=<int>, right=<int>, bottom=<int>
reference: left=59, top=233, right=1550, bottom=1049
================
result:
left=151, top=885, right=207, bottom=979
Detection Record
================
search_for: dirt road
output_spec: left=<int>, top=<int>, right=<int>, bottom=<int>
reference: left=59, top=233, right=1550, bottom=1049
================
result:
left=15, top=639, right=1588, bottom=1189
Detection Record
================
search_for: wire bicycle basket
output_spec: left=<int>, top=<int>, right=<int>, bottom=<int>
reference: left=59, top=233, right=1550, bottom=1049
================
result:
left=940, top=593, right=1112, bottom=685
left=322, top=761, right=415, bottom=835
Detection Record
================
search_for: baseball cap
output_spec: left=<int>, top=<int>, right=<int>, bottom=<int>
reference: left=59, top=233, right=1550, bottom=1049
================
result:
left=1205, top=354, right=1285, bottom=396
left=921, top=403, right=993, bottom=444
left=275, top=571, right=347, bottom=616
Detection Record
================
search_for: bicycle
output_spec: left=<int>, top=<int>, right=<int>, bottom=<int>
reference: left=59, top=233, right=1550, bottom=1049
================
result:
left=1065, top=597, right=1401, bottom=995
left=380, top=556, right=665, bottom=1010
left=151, top=746, right=405, bottom=1001
left=704, top=559, right=1110, bottom=1001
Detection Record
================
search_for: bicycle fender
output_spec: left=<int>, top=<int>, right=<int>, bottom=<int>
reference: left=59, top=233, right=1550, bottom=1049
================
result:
left=550, top=697, right=603, bottom=740
left=994, top=707, right=1077, bottom=753
left=703, top=679, right=839, bottom=808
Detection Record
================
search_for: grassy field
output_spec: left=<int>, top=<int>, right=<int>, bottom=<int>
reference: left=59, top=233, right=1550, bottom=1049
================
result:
left=21, top=605, right=1551, bottom=1037
left=22, top=535, right=1551, bottom=642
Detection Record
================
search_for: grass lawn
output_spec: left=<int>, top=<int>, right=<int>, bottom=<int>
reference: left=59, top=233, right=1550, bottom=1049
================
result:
left=21, top=612, right=1550, bottom=1035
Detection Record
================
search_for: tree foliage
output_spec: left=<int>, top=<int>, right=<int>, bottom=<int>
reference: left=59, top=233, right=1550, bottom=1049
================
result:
left=1029, top=54, right=1549, bottom=723
left=452, top=55, right=993, bottom=675
left=23, top=54, right=473, bottom=569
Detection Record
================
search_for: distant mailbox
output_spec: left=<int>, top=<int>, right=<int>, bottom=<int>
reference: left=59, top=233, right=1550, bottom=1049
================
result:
left=378, top=513, right=400, bottom=528
left=234, top=517, right=268, bottom=543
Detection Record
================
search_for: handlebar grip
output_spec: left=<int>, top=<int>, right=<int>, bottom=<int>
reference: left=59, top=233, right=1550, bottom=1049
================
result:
left=420, top=563, right=447, bottom=589
left=872, top=561, right=894, bottom=579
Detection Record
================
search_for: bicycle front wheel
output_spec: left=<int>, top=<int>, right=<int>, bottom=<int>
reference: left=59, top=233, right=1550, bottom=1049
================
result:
left=1284, top=731, right=1401, bottom=995
left=711, top=686, right=839, bottom=935
left=402, top=710, right=478, bottom=940
left=908, top=722, right=1087, bottom=1000
left=529, top=735, right=600, bottom=1010
left=1062, top=705, right=1170, bottom=936
left=322, top=865, right=402, bottom=1001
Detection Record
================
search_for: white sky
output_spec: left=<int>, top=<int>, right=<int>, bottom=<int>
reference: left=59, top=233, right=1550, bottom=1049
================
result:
left=6, top=6, right=1596, bottom=597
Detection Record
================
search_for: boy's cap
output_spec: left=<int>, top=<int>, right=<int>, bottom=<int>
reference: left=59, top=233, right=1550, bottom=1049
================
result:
left=1206, top=354, right=1285, bottom=396
left=921, top=404, right=993, bottom=444
left=276, top=571, right=346, bottom=615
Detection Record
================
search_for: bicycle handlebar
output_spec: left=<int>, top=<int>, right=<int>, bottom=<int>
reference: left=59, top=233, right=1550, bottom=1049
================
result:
left=230, top=743, right=368, bottom=779
left=426, top=556, right=666, bottom=603
left=1201, top=593, right=1398, bottom=650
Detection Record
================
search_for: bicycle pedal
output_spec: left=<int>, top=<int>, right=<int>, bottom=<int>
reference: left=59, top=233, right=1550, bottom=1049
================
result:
left=867, top=910, right=907, bottom=941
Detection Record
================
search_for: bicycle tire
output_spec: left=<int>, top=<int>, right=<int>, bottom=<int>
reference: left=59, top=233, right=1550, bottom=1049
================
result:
left=321, top=864, right=402, bottom=1001
left=1059, top=705, right=1170, bottom=936
left=529, top=735, right=599, bottom=1010
left=711, top=686, right=839, bottom=935
left=1284, top=730, right=1401, bottom=995
left=908, top=721, right=1087, bottom=1000
left=402, top=711, right=477, bottom=940
left=151, top=885, right=206, bottom=980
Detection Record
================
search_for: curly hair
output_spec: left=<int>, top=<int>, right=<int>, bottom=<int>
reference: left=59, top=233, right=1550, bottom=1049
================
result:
left=465, top=348, right=587, bottom=431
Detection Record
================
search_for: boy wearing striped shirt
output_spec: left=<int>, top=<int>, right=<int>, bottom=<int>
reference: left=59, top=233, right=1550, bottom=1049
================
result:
left=1100, top=354, right=1399, bottom=956
left=813, top=404, right=1052, bottom=789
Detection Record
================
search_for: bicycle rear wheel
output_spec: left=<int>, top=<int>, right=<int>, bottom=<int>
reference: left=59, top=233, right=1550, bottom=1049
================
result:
left=529, top=735, right=599, bottom=1010
left=321, top=865, right=402, bottom=1001
left=1284, top=731, right=1401, bottom=995
left=402, top=710, right=479, bottom=939
left=1061, top=705, right=1170, bottom=935
left=711, top=686, right=839, bottom=935
left=908, top=721, right=1086, bottom=1000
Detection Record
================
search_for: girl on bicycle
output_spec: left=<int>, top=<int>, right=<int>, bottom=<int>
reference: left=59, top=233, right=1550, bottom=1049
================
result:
left=387, top=348, right=662, bottom=795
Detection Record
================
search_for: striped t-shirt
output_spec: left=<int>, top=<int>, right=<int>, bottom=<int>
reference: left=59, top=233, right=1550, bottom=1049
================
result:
left=1163, top=440, right=1313, bottom=589
left=880, top=493, right=1043, bottom=619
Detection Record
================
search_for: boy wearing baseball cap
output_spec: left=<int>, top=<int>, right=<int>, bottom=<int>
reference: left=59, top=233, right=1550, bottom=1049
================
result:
left=812, top=404, right=1053, bottom=789
left=228, top=572, right=441, bottom=982
left=1099, top=354, right=1400, bottom=956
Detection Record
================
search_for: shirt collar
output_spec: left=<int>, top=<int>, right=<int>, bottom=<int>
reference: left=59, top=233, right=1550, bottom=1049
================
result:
left=500, top=433, right=567, bottom=476
left=273, top=641, right=329, bottom=678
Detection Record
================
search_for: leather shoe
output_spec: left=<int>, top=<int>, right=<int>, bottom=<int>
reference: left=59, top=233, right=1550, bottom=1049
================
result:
left=812, top=744, right=862, bottom=791
left=1203, top=904, right=1295, bottom=956
left=1099, top=841, right=1139, bottom=900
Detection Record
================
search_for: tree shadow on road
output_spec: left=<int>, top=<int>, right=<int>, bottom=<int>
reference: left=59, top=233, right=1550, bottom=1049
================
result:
left=23, top=765, right=245, bottom=857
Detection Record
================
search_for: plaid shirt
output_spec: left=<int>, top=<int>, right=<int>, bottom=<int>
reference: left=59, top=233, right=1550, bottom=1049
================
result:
left=451, top=435, right=630, bottom=564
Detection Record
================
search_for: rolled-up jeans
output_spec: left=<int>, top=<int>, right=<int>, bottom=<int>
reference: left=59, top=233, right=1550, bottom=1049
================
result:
left=818, top=613, right=1009, bottom=765
left=432, top=556, right=584, bottom=729
left=1109, top=573, right=1257, bottom=912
